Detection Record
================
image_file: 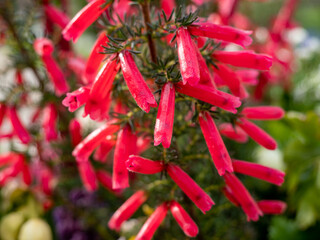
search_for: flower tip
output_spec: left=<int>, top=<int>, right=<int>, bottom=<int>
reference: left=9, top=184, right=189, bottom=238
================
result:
left=184, top=224, right=199, bottom=237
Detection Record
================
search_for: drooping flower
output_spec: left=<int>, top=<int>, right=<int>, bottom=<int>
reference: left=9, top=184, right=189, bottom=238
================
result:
left=44, top=4, right=70, bottom=29
left=218, top=123, right=248, bottom=143
left=72, top=121, right=119, bottom=162
left=93, top=136, right=115, bottom=162
left=188, top=22, right=252, bottom=47
left=8, top=106, right=31, bottom=144
left=42, top=103, right=58, bottom=141
left=34, top=38, right=69, bottom=96
left=126, top=155, right=164, bottom=174
left=167, top=164, right=215, bottom=213
left=83, top=54, right=120, bottom=121
left=199, top=111, right=234, bottom=175
left=257, top=200, right=287, bottom=215
left=170, top=200, right=199, bottom=237
left=154, top=82, right=175, bottom=148
left=241, top=106, right=285, bottom=120
left=69, top=119, right=82, bottom=147
left=135, top=202, right=169, bottom=240
left=212, top=51, right=273, bottom=71
left=232, top=159, right=285, bottom=186
left=84, top=31, right=109, bottom=83
left=176, top=82, right=241, bottom=113
left=62, top=86, right=90, bottom=112
left=224, top=173, right=263, bottom=221
left=176, top=27, right=200, bottom=86
left=236, top=117, right=277, bottom=150
left=119, top=51, right=157, bottom=112
left=62, top=0, right=111, bottom=42
left=112, top=124, right=137, bottom=190
left=213, top=64, right=248, bottom=99
left=77, top=161, right=97, bottom=192
left=108, top=190, right=147, bottom=231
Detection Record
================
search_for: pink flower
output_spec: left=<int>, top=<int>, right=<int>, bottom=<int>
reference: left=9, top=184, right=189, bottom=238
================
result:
left=241, top=106, right=285, bottom=120
left=170, top=200, right=199, bottom=237
left=77, top=161, right=97, bottom=192
left=42, top=103, right=58, bottom=141
left=69, top=119, right=82, bottom=147
left=84, top=54, right=120, bottom=121
left=224, top=173, right=263, bottom=221
left=8, top=107, right=31, bottom=144
left=44, top=4, right=70, bottom=29
left=62, top=87, right=90, bottom=112
left=176, top=27, right=200, bottom=86
left=62, top=0, right=111, bottom=42
left=213, top=64, right=248, bottom=99
left=212, top=51, right=273, bottom=71
left=72, top=121, right=119, bottom=161
left=119, top=51, right=157, bottom=112
left=126, top=155, right=164, bottom=174
left=108, top=190, right=147, bottom=231
left=154, top=82, right=175, bottom=148
left=257, top=200, right=287, bottom=215
left=232, top=159, right=285, bottom=186
left=112, top=124, right=137, bottom=189
left=34, top=38, right=69, bottom=96
left=93, top=136, right=115, bottom=162
left=199, top=111, right=234, bottom=175
left=236, top=118, right=277, bottom=150
left=135, top=202, right=169, bottom=240
left=218, top=123, right=248, bottom=143
left=84, top=31, right=109, bottom=83
left=176, top=82, right=241, bottom=114
left=188, top=22, right=252, bottom=47
left=167, top=164, right=215, bottom=213
left=96, top=170, right=122, bottom=195
left=236, top=69, right=259, bottom=86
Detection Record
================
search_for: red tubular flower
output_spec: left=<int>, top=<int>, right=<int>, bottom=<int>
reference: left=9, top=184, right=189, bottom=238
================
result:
left=161, top=0, right=175, bottom=16
left=223, top=173, right=263, bottom=221
left=77, top=161, right=97, bottom=192
left=176, top=27, right=200, bottom=86
left=112, top=124, right=137, bottom=189
left=232, top=159, right=285, bottom=186
left=170, top=200, right=199, bottom=237
left=108, top=190, right=147, bottom=231
left=69, top=119, right=82, bottom=147
left=135, top=202, right=169, bottom=240
left=34, top=38, right=69, bottom=96
left=126, top=155, right=164, bottom=174
left=199, top=111, right=234, bottom=176
left=236, top=118, right=277, bottom=150
left=213, top=64, right=248, bottom=99
left=42, top=103, right=58, bottom=141
left=154, top=82, right=175, bottom=148
left=218, top=123, right=248, bottom=143
left=188, top=22, right=252, bottom=47
left=40, top=167, right=54, bottom=195
left=96, top=170, right=122, bottom=195
left=72, top=121, right=119, bottom=161
left=257, top=200, right=287, bottom=215
left=21, top=160, right=31, bottom=186
left=222, top=185, right=240, bottom=207
left=0, top=104, right=6, bottom=127
left=0, top=163, right=21, bottom=186
left=93, top=136, right=115, bottom=162
left=8, top=107, right=31, bottom=144
left=62, top=0, right=111, bottom=42
left=84, top=31, right=109, bottom=83
left=212, top=51, right=273, bottom=71
left=62, top=87, right=90, bottom=112
left=84, top=55, right=120, bottom=121
left=119, top=51, right=157, bottom=112
left=176, top=82, right=241, bottom=113
left=241, top=106, right=285, bottom=120
left=167, top=164, right=215, bottom=213
left=137, top=135, right=152, bottom=154
left=44, top=4, right=70, bottom=29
